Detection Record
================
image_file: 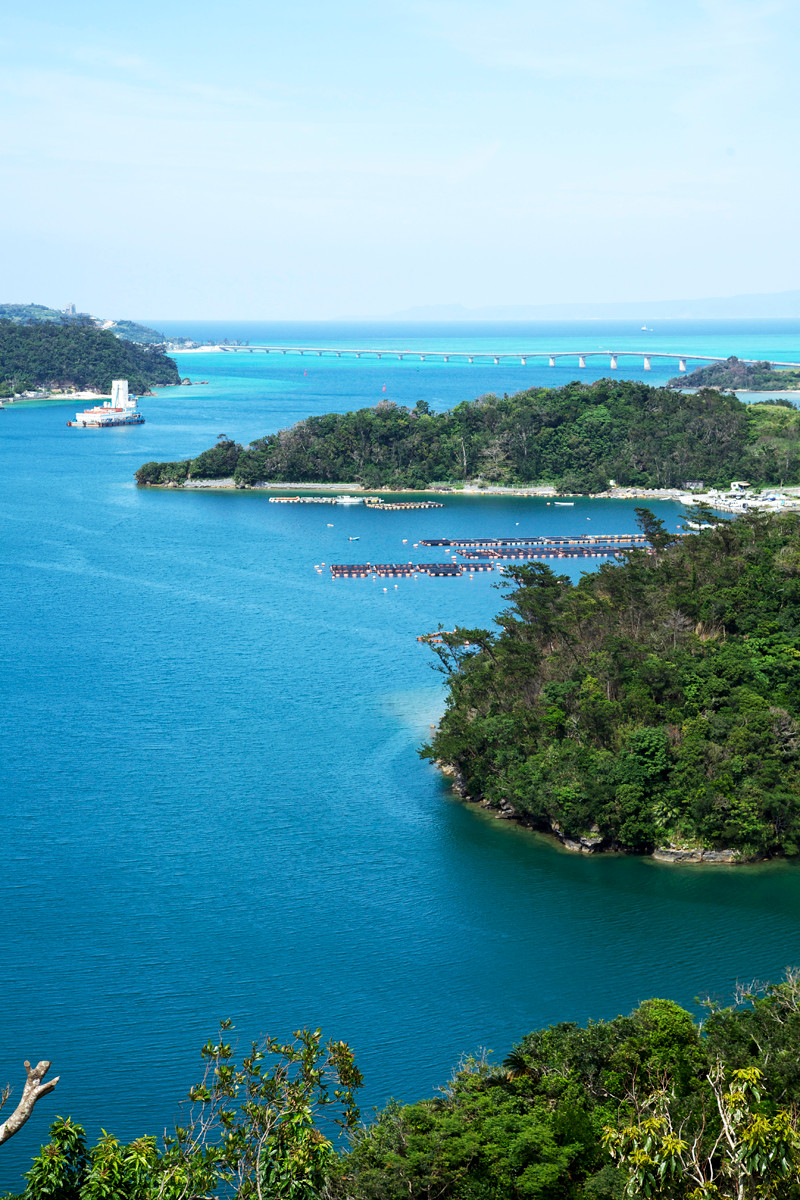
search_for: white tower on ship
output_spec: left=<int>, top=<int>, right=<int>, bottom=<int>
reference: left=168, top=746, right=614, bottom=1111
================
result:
left=111, top=380, right=129, bottom=407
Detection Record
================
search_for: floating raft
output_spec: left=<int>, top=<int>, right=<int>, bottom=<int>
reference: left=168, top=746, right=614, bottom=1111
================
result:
left=459, top=546, right=626, bottom=560
left=269, top=496, right=339, bottom=504
left=268, top=495, right=443, bottom=509
left=330, top=562, right=467, bottom=578
left=364, top=499, right=444, bottom=510
left=421, top=534, right=648, bottom=548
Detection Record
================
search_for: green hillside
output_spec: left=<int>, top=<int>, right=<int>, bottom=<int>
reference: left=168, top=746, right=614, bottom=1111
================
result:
left=0, top=318, right=180, bottom=396
left=136, top=379, right=800, bottom=491
left=424, top=511, right=800, bottom=859
left=0, top=303, right=169, bottom=345
left=668, top=355, right=800, bottom=391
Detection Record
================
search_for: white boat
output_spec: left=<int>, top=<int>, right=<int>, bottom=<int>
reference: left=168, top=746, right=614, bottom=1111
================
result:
left=554, top=501, right=574, bottom=506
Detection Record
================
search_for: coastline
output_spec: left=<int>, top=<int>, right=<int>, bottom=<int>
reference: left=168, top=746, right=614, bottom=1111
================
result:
left=2, top=391, right=109, bottom=408
left=137, top=477, right=800, bottom=511
left=438, top=764, right=761, bottom=866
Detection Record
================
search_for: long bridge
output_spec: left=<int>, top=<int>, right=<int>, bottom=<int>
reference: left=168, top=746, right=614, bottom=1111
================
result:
left=217, top=346, right=800, bottom=371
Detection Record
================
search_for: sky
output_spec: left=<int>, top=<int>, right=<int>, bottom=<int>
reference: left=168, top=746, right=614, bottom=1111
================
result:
left=1, top=0, right=798, bottom=319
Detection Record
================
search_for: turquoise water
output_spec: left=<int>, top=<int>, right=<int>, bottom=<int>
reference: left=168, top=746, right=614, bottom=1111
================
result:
left=3, top=323, right=800, bottom=1188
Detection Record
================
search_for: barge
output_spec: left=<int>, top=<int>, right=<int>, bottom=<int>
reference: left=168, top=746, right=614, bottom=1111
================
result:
left=67, top=380, right=144, bottom=428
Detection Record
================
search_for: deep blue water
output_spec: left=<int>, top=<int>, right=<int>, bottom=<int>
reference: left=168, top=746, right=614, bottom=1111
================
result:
left=3, top=323, right=800, bottom=1189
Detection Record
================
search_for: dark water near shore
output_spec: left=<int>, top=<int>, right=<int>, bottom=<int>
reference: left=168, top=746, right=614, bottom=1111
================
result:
left=2, top=323, right=800, bottom=1188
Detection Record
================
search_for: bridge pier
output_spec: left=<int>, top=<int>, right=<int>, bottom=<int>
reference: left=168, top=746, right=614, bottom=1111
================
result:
left=610, top=354, right=618, bottom=369
left=679, top=358, right=687, bottom=372
left=579, top=355, right=586, bottom=368
left=468, top=356, right=474, bottom=363
left=549, top=356, right=556, bottom=367
left=420, top=354, right=426, bottom=362
left=443, top=356, right=449, bottom=362
left=494, top=356, right=499, bottom=364
left=643, top=356, right=651, bottom=371
left=520, top=356, right=527, bottom=365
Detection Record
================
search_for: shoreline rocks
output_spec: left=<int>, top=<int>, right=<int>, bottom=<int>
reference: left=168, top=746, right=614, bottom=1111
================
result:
left=438, top=762, right=760, bottom=865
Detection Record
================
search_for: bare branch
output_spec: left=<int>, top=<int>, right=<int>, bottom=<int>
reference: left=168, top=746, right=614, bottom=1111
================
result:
left=0, top=1061, right=59, bottom=1146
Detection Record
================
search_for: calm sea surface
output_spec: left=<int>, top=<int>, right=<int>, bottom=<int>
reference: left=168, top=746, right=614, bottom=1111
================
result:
left=2, top=321, right=800, bottom=1188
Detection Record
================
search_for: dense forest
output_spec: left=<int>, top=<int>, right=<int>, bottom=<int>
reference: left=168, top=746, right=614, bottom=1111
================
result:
left=423, top=511, right=800, bottom=859
left=0, top=304, right=169, bottom=346
left=135, top=380, right=800, bottom=491
left=8, top=973, right=800, bottom=1199
left=669, top=356, right=800, bottom=392
left=0, top=319, right=180, bottom=396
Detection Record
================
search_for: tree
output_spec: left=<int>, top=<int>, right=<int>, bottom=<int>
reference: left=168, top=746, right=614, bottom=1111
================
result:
left=634, top=507, right=677, bottom=555
left=0, top=1062, right=58, bottom=1146
left=602, top=1064, right=800, bottom=1199
left=21, top=1026, right=362, bottom=1200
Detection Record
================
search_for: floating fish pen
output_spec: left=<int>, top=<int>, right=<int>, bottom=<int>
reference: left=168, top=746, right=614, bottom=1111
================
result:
left=268, top=495, right=443, bottom=510
left=330, top=562, right=464, bottom=578
left=421, top=535, right=648, bottom=548
left=459, top=545, right=626, bottom=560
left=364, top=499, right=444, bottom=510
left=418, top=563, right=462, bottom=576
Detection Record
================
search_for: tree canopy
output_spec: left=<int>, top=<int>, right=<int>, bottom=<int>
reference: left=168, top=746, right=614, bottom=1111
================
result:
left=668, top=356, right=800, bottom=392
left=423, top=511, right=800, bottom=858
left=11, top=976, right=800, bottom=1199
left=0, top=319, right=179, bottom=396
left=136, top=381, right=800, bottom=491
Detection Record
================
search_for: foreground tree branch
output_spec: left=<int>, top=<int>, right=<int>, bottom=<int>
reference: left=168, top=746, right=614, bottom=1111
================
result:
left=0, top=1061, right=58, bottom=1146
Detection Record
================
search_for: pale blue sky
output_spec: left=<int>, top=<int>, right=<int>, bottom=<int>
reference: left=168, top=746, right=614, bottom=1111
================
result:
left=2, top=0, right=798, bottom=318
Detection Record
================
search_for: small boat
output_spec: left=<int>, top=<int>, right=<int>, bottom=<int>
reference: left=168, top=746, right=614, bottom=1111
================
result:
left=349, top=536, right=360, bottom=541
left=554, top=501, right=574, bottom=506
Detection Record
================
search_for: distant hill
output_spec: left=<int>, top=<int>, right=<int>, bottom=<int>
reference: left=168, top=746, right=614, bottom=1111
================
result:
left=668, top=356, right=800, bottom=391
left=0, top=303, right=170, bottom=346
left=0, top=318, right=180, bottom=396
left=386, top=290, right=800, bottom=321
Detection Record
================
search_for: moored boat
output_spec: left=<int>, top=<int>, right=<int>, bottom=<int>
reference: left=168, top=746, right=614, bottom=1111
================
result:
left=67, top=379, right=144, bottom=427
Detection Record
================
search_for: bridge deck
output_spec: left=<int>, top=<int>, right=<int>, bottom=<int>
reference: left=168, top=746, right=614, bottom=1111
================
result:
left=216, top=346, right=800, bottom=367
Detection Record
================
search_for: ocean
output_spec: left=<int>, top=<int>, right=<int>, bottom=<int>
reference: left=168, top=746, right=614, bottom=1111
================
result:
left=2, top=320, right=800, bottom=1189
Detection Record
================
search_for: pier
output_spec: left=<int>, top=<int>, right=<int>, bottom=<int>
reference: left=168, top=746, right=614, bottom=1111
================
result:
left=219, top=346, right=800, bottom=371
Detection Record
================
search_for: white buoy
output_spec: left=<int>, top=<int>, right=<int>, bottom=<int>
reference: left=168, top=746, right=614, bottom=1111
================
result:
left=383, top=587, right=388, bottom=592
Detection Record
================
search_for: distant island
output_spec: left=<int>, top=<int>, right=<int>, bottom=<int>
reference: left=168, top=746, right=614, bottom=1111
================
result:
left=0, top=317, right=180, bottom=398
left=423, top=511, right=800, bottom=861
left=667, top=355, right=800, bottom=391
left=136, top=379, right=800, bottom=491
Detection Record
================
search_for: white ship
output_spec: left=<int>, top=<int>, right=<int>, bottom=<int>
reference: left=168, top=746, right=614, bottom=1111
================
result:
left=67, top=380, right=144, bottom=427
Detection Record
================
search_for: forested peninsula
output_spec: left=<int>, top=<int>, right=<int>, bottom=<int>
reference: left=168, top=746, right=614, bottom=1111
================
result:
left=9, top=972, right=800, bottom=1199
left=0, top=318, right=180, bottom=397
left=424, top=511, right=800, bottom=861
left=135, top=379, right=800, bottom=491
left=668, top=355, right=800, bottom=391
